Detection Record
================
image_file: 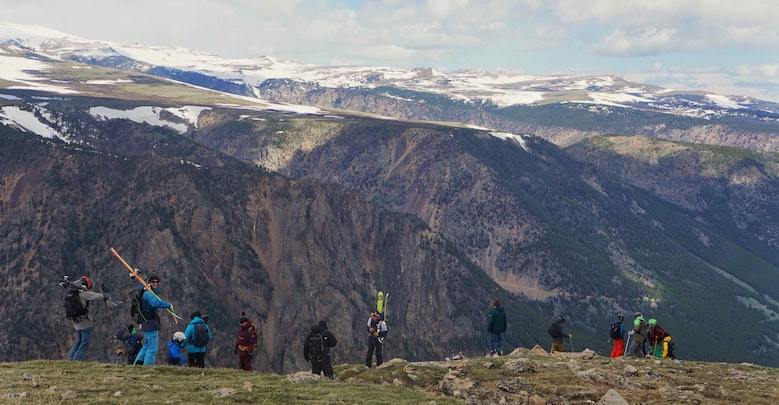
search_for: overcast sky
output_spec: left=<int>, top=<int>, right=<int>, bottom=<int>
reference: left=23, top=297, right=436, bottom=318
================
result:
left=3, top=0, right=779, bottom=102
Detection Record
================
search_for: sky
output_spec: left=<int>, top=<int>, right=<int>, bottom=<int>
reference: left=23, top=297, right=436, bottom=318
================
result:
left=2, top=0, right=779, bottom=102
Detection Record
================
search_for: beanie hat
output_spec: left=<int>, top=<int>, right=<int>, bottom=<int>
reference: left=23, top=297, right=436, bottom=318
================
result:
left=634, top=312, right=642, bottom=318
left=149, top=275, right=160, bottom=283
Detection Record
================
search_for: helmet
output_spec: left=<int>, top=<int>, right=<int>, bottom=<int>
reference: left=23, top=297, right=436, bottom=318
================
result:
left=617, top=314, right=624, bottom=321
left=648, top=319, right=657, bottom=326
left=80, top=276, right=92, bottom=290
left=173, top=331, right=186, bottom=342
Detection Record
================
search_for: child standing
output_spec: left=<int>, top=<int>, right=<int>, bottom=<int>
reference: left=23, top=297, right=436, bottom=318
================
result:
left=167, top=332, right=186, bottom=366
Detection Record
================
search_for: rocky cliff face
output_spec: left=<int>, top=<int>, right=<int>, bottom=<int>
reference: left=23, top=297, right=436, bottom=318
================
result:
left=0, top=129, right=548, bottom=372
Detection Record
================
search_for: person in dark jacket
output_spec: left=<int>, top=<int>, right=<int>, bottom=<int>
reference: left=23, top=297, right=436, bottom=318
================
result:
left=487, top=300, right=507, bottom=356
left=114, top=324, right=144, bottom=364
left=185, top=311, right=212, bottom=368
left=303, top=320, right=338, bottom=379
left=234, top=313, right=258, bottom=372
left=364, top=310, right=388, bottom=367
left=548, top=316, right=572, bottom=353
left=133, top=275, right=174, bottom=366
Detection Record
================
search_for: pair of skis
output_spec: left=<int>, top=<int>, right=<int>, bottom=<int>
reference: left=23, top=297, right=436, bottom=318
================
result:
left=376, top=291, right=389, bottom=322
left=109, top=247, right=182, bottom=324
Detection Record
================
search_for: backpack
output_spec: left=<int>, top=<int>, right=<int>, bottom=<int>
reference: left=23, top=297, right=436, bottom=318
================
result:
left=548, top=322, right=562, bottom=338
left=308, top=332, right=326, bottom=363
left=64, top=288, right=88, bottom=320
left=666, top=337, right=676, bottom=359
left=609, top=321, right=622, bottom=340
left=192, top=323, right=209, bottom=348
left=130, top=287, right=155, bottom=324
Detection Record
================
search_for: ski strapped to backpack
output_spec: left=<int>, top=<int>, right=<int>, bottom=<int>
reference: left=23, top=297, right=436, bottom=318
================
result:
left=109, top=247, right=182, bottom=323
left=376, top=291, right=389, bottom=322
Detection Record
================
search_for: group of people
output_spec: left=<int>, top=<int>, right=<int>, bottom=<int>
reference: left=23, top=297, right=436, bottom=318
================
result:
left=66, top=274, right=389, bottom=377
left=609, top=312, right=674, bottom=359
left=486, top=300, right=675, bottom=360
left=65, top=274, right=263, bottom=370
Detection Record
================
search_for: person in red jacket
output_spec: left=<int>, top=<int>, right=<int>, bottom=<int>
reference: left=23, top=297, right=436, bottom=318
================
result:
left=234, top=312, right=258, bottom=371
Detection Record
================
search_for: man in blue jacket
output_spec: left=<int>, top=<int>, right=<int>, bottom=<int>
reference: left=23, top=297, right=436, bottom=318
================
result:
left=185, top=311, right=212, bottom=368
left=133, top=275, right=174, bottom=366
left=487, top=300, right=507, bottom=356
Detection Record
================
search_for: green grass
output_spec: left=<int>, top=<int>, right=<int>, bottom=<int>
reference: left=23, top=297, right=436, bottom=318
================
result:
left=3, top=352, right=779, bottom=404
left=0, top=360, right=458, bottom=404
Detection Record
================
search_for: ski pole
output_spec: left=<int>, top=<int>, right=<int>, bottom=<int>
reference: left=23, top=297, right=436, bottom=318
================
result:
left=569, top=335, right=575, bottom=352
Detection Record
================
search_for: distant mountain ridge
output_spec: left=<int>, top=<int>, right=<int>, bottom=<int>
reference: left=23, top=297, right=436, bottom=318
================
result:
left=2, top=21, right=778, bottom=124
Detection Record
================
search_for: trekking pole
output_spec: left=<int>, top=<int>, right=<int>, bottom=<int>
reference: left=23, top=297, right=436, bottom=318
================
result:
left=569, top=335, right=575, bottom=352
left=101, top=283, right=116, bottom=332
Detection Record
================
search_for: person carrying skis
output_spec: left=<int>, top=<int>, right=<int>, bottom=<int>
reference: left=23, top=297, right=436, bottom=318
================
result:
left=167, top=331, right=187, bottom=366
left=66, top=275, right=110, bottom=361
left=487, top=300, right=507, bottom=356
left=185, top=311, right=212, bottom=368
left=303, top=320, right=338, bottom=379
left=234, top=313, right=258, bottom=372
left=608, top=314, right=626, bottom=358
left=133, top=275, right=174, bottom=366
left=365, top=310, right=388, bottom=367
left=547, top=316, right=571, bottom=353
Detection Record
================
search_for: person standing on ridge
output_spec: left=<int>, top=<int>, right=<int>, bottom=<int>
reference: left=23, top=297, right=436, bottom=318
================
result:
left=487, top=300, right=507, bottom=356
left=66, top=275, right=110, bottom=361
left=625, top=312, right=648, bottom=358
left=185, top=311, right=212, bottom=368
left=133, top=275, right=174, bottom=365
left=303, top=320, right=338, bottom=379
left=608, top=314, right=626, bottom=358
left=235, top=313, right=259, bottom=372
left=365, top=310, right=388, bottom=367
left=647, top=319, right=665, bottom=358
left=547, top=316, right=572, bottom=353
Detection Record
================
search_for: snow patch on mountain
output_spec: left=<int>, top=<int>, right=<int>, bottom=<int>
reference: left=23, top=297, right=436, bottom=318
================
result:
left=89, top=105, right=211, bottom=133
left=490, top=131, right=530, bottom=152
left=0, top=105, right=60, bottom=138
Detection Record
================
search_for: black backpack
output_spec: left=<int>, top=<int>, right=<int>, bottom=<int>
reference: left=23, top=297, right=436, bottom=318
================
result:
left=64, top=288, right=88, bottom=320
left=192, top=323, right=209, bottom=348
left=609, top=321, right=622, bottom=339
left=130, top=287, right=155, bottom=324
left=548, top=322, right=562, bottom=338
left=308, top=332, right=326, bottom=363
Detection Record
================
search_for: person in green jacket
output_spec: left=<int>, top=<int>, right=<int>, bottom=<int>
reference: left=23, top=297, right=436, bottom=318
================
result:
left=487, top=300, right=507, bottom=356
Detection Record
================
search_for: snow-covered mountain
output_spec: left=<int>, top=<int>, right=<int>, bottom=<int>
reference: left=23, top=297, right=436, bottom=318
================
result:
left=2, top=21, right=778, bottom=123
